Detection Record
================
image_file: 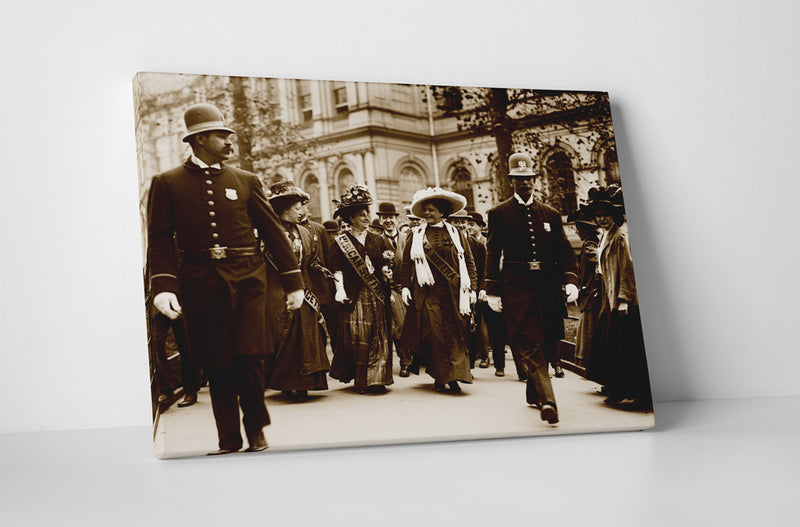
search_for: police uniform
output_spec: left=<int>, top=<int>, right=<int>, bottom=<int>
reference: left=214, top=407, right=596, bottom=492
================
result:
left=485, top=154, right=577, bottom=422
left=147, top=104, right=303, bottom=453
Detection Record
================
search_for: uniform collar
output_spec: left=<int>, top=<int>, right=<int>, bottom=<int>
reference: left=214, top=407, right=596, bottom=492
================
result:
left=190, top=154, right=221, bottom=170
left=513, top=193, right=534, bottom=207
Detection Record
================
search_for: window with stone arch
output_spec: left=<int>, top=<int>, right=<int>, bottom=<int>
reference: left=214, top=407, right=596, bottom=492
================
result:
left=544, top=150, right=577, bottom=216
left=336, top=167, right=355, bottom=197
left=397, top=163, right=425, bottom=213
left=302, top=173, right=322, bottom=222
left=602, top=147, right=621, bottom=187
left=449, top=160, right=475, bottom=211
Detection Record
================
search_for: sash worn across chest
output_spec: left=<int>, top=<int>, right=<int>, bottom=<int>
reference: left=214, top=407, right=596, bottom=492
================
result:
left=422, top=239, right=459, bottom=284
left=334, top=233, right=385, bottom=300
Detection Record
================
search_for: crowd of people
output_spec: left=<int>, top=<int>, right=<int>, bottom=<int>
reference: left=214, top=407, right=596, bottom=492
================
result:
left=147, top=103, right=652, bottom=455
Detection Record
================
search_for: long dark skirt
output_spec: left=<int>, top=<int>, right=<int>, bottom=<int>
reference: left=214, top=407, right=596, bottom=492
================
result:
left=586, top=306, right=651, bottom=400
left=265, top=302, right=329, bottom=392
left=574, top=307, right=601, bottom=368
left=329, top=288, right=393, bottom=388
left=405, top=284, right=473, bottom=384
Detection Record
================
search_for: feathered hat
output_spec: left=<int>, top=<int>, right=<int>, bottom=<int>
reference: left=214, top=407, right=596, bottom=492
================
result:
left=332, top=185, right=373, bottom=219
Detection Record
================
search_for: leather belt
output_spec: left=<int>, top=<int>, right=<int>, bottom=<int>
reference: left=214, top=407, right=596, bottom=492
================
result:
left=506, top=260, right=550, bottom=271
left=183, top=246, right=260, bottom=261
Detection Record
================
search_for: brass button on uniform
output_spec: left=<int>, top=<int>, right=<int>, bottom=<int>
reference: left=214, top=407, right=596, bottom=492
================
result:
left=207, top=190, right=213, bottom=195
left=209, top=211, right=216, bottom=217
left=212, top=233, right=219, bottom=239
left=210, top=222, right=217, bottom=228
left=208, top=200, right=215, bottom=206
left=206, top=179, right=213, bottom=185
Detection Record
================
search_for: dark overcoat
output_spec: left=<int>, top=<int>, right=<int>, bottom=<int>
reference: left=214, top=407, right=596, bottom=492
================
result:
left=147, top=158, right=303, bottom=370
left=485, top=197, right=578, bottom=346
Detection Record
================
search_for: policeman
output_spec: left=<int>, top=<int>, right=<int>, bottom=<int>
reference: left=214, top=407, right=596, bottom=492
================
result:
left=147, top=103, right=304, bottom=455
left=485, top=153, right=579, bottom=424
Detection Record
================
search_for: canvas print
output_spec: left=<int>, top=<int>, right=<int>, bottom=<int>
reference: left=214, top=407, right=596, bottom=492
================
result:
left=133, top=72, right=654, bottom=459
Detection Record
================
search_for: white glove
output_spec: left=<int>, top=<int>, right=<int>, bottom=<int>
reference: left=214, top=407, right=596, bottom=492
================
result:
left=401, top=287, right=412, bottom=306
left=565, top=283, right=579, bottom=303
left=478, top=290, right=487, bottom=303
left=469, top=290, right=477, bottom=305
left=334, top=272, right=348, bottom=303
left=286, top=290, right=304, bottom=311
left=154, top=292, right=181, bottom=320
left=335, top=289, right=348, bottom=303
left=487, top=294, right=503, bottom=313
left=617, top=301, right=629, bottom=316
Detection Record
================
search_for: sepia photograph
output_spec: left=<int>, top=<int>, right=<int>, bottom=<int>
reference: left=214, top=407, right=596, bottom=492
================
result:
left=133, top=72, right=654, bottom=458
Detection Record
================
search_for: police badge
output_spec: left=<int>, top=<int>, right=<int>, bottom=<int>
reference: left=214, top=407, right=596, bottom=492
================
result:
left=225, top=188, right=238, bottom=200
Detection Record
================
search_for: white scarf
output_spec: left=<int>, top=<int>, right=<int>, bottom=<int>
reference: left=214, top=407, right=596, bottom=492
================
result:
left=409, top=222, right=471, bottom=315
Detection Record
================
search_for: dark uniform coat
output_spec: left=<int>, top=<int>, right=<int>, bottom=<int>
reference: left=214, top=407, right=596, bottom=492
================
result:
left=147, top=158, right=304, bottom=370
left=485, top=197, right=578, bottom=347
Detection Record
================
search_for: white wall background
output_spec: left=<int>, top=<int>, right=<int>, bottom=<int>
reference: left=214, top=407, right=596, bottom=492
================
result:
left=1, top=0, right=798, bottom=434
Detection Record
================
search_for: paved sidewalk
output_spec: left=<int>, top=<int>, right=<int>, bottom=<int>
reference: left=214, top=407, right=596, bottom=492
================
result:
left=154, top=354, right=654, bottom=458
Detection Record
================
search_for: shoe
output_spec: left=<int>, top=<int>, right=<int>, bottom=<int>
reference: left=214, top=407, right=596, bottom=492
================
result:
left=495, top=370, right=505, bottom=377
left=399, top=367, right=410, bottom=377
left=479, top=358, right=489, bottom=368
left=434, top=383, right=446, bottom=393
left=356, top=386, right=367, bottom=394
left=553, top=364, right=565, bottom=378
left=157, top=393, right=170, bottom=404
left=448, top=381, right=461, bottom=394
left=604, top=393, right=625, bottom=404
left=526, top=381, right=539, bottom=406
left=177, top=392, right=197, bottom=407
left=595, top=386, right=608, bottom=396
left=207, top=448, right=239, bottom=456
left=281, top=390, right=294, bottom=399
left=295, top=390, right=309, bottom=402
left=540, top=403, right=559, bottom=424
left=245, top=431, right=269, bottom=452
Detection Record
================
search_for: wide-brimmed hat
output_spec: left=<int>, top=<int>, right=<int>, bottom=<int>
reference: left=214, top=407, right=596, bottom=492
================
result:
left=507, top=152, right=538, bottom=178
left=410, top=187, right=468, bottom=218
left=332, top=185, right=373, bottom=219
left=467, top=211, right=485, bottom=227
left=377, top=202, right=399, bottom=216
left=448, top=208, right=472, bottom=220
left=267, top=179, right=310, bottom=208
left=181, top=103, right=236, bottom=142
left=567, top=205, right=599, bottom=229
left=586, top=185, right=625, bottom=215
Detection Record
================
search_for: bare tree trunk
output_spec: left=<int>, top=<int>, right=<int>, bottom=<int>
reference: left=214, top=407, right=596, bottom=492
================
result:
left=489, top=88, right=513, bottom=200
left=229, top=76, right=254, bottom=172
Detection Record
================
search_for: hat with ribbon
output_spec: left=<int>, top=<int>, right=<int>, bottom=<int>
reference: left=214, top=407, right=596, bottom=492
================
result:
left=448, top=208, right=472, bottom=221
left=507, top=152, right=538, bottom=178
left=332, top=185, right=373, bottom=219
left=567, top=204, right=599, bottom=229
left=181, top=103, right=236, bottom=142
left=322, top=220, right=339, bottom=233
left=467, top=211, right=485, bottom=227
left=370, top=218, right=385, bottom=231
left=410, top=187, right=468, bottom=218
left=586, top=184, right=625, bottom=215
left=267, top=179, right=310, bottom=208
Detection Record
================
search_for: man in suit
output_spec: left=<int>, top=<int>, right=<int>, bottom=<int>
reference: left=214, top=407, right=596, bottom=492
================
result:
left=376, top=201, right=412, bottom=376
left=485, top=153, right=579, bottom=424
left=147, top=103, right=304, bottom=454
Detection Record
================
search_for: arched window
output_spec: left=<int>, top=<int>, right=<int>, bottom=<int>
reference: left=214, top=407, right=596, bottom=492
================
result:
left=450, top=162, right=474, bottom=211
left=337, top=167, right=355, bottom=196
left=398, top=165, right=424, bottom=213
left=602, top=148, right=620, bottom=186
left=302, top=173, right=321, bottom=222
left=544, top=151, right=577, bottom=216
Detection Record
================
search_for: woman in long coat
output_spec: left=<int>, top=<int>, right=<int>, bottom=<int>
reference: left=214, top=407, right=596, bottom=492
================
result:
left=328, top=185, right=394, bottom=394
left=399, top=188, right=478, bottom=393
left=585, top=186, right=652, bottom=410
left=569, top=206, right=602, bottom=369
left=263, top=181, right=330, bottom=401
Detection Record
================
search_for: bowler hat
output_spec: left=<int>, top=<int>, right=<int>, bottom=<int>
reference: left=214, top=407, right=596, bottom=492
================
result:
left=181, top=103, right=235, bottom=142
left=370, top=218, right=384, bottom=231
left=377, top=202, right=399, bottom=216
left=449, top=208, right=472, bottom=220
left=507, top=153, right=537, bottom=177
left=322, top=220, right=339, bottom=233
